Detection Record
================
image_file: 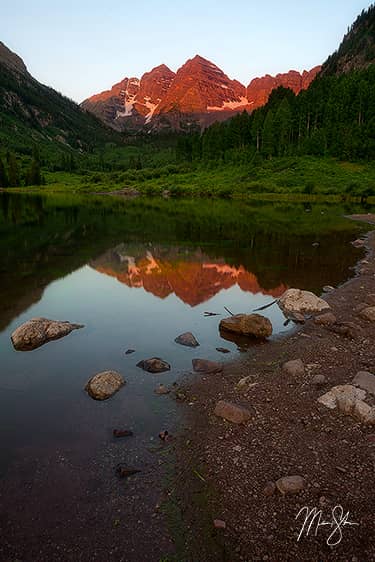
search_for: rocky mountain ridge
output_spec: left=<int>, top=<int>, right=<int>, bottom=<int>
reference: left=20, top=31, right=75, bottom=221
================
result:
left=81, top=55, right=320, bottom=131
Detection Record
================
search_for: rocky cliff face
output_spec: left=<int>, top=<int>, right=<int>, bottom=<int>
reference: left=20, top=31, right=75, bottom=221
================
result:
left=82, top=55, right=320, bottom=131
left=0, top=41, right=28, bottom=75
left=155, top=55, right=247, bottom=114
left=246, top=66, right=321, bottom=110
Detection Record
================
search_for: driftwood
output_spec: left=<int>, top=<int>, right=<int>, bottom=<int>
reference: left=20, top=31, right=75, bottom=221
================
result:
left=253, top=299, right=278, bottom=312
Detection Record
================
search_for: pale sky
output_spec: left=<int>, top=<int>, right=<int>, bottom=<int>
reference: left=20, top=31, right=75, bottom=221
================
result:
left=0, top=0, right=371, bottom=103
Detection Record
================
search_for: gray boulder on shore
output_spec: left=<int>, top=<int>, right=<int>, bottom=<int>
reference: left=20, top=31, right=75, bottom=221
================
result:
left=278, top=288, right=331, bottom=316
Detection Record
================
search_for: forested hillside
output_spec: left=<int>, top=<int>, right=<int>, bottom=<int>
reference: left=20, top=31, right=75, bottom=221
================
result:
left=176, top=5, right=375, bottom=164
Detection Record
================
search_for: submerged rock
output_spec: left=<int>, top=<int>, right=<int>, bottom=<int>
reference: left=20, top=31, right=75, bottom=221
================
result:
left=214, top=400, right=251, bottom=424
left=154, top=384, right=171, bottom=395
left=216, top=347, right=230, bottom=354
left=219, top=313, right=272, bottom=338
left=174, top=332, right=200, bottom=347
left=278, top=288, right=330, bottom=316
left=137, top=357, right=171, bottom=373
left=85, top=370, right=125, bottom=400
left=192, top=359, right=223, bottom=374
left=11, top=317, right=84, bottom=351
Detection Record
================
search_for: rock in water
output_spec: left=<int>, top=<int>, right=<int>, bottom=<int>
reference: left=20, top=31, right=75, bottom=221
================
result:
left=174, top=332, right=200, bottom=347
left=85, top=370, right=125, bottom=400
left=214, top=400, right=251, bottom=424
left=278, top=288, right=331, bottom=316
left=219, top=313, right=272, bottom=338
left=192, top=359, right=223, bottom=374
left=137, top=357, right=171, bottom=373
left=11, top=317, right=84, bottom=351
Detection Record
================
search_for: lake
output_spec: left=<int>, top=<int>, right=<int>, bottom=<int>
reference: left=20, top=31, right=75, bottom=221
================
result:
left=0, top=192, right=366, bottom=560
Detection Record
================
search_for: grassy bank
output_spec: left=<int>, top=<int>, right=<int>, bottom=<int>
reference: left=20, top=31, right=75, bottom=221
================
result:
left=18, top=156, right=375, bottom=202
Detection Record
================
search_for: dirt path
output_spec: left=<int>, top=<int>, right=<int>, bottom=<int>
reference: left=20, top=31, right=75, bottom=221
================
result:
left=174, top=218, right=375, bottom=561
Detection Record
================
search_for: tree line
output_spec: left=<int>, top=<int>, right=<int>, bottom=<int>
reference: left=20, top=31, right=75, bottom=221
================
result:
left=176, top=65, right=375, bottom=164
left=0, top=148, right=43, bottom=187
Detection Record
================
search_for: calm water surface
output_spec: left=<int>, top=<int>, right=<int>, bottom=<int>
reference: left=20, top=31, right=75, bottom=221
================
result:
left=0, top=193, right=367, bottom=559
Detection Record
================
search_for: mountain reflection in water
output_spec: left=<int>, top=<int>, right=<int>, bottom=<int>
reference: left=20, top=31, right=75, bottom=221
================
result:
left=91, top=244, right=287, bottom=306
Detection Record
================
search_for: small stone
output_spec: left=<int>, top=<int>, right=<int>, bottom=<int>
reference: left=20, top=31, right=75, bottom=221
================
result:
left=192, top=359, right=223, bottom=374
left=137, top=357, right=171, bottom=373
left=216, top=347, right=230, bottom=353
left=311, top=374, right=327, bottom=387
left=85, top=371, right=125, bottom=400
left=236, top=375, right=253, bottom=390
left=263, top=481, right=276, bottom=496
left=323, top=285, right=335, bottom=293
left=351, top=239, right=365, bottom=248
left=214, top=400, right=251, bottom=424
left=353, top=371, right=375, bottom=396
left=174, top=332, right=200, bottom=347
left=213, top=519, right=226, bottom=529
left=359, top=307, right=375, bottom=322
left=154, top=384, right=171, bottom=395
left=282, top=359, right=305, bottom=377
left=276, top=475, right=306, bottom=495
left=314, top=312, right=336, bottom=326
left=125, top=349, right=135, bottom=355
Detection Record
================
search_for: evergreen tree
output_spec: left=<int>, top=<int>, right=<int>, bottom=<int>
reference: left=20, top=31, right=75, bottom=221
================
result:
left=7, top=153, right=20, bottom=187
left=0, top=158, right=8, bottom=187
left=261, top=109, right=275, bottom=158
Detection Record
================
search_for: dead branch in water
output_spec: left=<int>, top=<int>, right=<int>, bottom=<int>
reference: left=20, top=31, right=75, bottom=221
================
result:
left=253, top=299, right=278, bottom=312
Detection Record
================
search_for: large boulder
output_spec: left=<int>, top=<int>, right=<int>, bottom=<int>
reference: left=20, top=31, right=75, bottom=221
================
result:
left=174, top=332, right=200, bottom=347
left=85, top=370, right=125, bottom=400
left=278, top=288, right=330, bottom=316
left=214, top=400, right=251, bottom=424
left=137, top=357, right=171, bottom=373
left=11, top=317, right=84, bottom=351
left=219, top=313, right=272, bottom=338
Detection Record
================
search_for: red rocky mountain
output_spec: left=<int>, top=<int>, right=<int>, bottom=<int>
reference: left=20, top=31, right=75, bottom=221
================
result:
left=81, top=55, right=320, bottom=131
left=246, top=66, right=321, bottom=110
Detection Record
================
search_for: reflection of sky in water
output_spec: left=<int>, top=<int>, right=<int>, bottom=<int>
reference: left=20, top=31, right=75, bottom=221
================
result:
left=0, top=262, right=290, bottom=472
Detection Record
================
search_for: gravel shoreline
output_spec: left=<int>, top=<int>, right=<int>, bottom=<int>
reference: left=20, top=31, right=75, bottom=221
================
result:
left=174, top=216, right=375, bottom=561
